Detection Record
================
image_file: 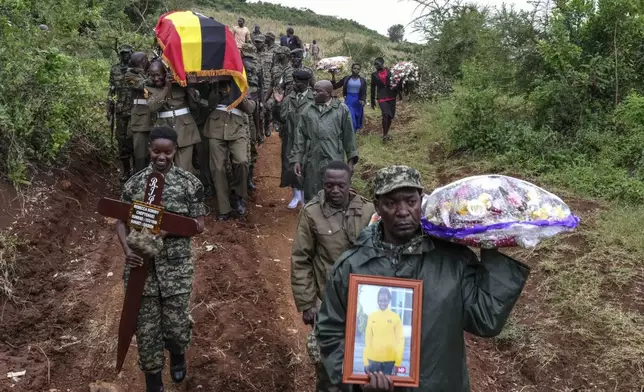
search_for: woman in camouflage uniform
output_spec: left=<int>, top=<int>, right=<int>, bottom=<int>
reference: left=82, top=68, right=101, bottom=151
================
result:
left=117, top=126, right=205, bottom=392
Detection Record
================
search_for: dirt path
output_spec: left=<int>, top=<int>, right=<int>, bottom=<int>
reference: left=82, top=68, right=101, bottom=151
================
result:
left=0, top=136, right=313, bottom=392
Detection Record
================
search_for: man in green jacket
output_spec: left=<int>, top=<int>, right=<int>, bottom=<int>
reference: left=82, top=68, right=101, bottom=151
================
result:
left=291, top=80, right=358, bottom=203
left=275, top=68, right=315, bottom=208
left=292, top=161, right=375, bottom=392
left=316, top=165, right=530, bottom=392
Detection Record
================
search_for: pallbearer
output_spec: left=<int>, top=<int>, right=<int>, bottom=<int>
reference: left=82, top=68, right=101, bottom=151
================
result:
left=146, top=60, right=201, bottom=174
left=116, top=126, right=205, bottom=392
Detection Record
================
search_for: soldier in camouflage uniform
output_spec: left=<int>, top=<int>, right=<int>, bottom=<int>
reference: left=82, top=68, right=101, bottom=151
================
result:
left=108, top=44, right=135, bottom=182
left=241, top=42, right=264, bottom=192
left=264, top=46, right=293, bottom=137
left=117, top=126, right=205, bottom=392
left=260, top=32, right=279, bottom=138
left=124, top=52, right=154, bottom=173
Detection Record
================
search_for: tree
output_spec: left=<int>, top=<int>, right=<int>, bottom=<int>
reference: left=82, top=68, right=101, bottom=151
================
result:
left=388, top=24, right=405, bottom=42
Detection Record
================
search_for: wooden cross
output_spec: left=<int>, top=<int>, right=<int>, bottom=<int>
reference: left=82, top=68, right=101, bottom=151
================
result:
left=97, top=172, right=201, bottom=372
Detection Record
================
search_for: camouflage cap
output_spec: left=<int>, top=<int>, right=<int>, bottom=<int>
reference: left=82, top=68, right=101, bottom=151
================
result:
left=119, top=44, right=133, bottom=53
left=373, top=165, right=423, bottom=197
left=241, top=43, right=257, bottom=54
left=253, top=34, right=265, bottom=42
left=265, top=31, right=276, bottom=40
left=275, top=46, right=291, bottom=55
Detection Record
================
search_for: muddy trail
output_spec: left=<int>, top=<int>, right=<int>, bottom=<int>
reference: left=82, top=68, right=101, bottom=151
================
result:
left=0, top=102, right=625, bottom=392
left=0, top=136, right=313, bottom=392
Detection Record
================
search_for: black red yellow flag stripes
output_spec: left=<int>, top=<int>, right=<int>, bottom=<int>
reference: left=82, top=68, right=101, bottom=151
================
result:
left=155, top=10, right=248, bottom=109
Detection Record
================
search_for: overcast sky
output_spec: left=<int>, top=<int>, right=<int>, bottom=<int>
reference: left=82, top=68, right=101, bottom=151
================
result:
left=248, top=0, right=532, bottom=43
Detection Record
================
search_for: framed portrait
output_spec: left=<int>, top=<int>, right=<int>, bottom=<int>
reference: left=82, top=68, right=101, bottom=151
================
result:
left=343, top=274, right=422, bottom=388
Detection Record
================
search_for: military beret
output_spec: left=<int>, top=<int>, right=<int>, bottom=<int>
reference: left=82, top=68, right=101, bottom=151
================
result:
left=119, top=44, right=134, bottom=53
left=265, top=31, right=276, bottom=40
left=293, top=68, right=312, bottom=81
left=373, top=165, right=423, bottom=197
left=253, top=34, right=265, bottom=42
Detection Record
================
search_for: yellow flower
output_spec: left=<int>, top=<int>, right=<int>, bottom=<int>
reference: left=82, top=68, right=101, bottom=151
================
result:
left=457, top=201, right=469, bottom=216
left=478, top=193, right=493, bottom=208
left=531, top=207, right=550, bottom=220
left=467, top=199, right=487, bottom=217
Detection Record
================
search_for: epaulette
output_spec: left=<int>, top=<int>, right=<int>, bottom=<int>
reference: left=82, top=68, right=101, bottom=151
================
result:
left=303, top=196, right=320, bottom=210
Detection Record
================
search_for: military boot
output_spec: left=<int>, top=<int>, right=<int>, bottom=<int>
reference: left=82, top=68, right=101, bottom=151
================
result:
left=170, top=353, right=187, bottom=383
left=120, top=159, right=132, bottom=183
left=145, top=372, right=164, bottom=392
left=248, top=166, right=256, bottom=193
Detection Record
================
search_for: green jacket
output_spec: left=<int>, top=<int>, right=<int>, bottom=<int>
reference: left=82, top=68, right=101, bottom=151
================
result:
left=278, top=88, right=315, bottom=156
left=121, top=165, right=206, bottom=298
left=291, top=190, right=375, bottom=312
left=316, top=223, right=530, bottom=391
left=289, top=99, right=358, bottom=201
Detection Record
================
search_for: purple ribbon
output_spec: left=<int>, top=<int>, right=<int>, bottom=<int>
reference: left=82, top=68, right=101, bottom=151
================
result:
left=420, top=214, right=580, bottom=239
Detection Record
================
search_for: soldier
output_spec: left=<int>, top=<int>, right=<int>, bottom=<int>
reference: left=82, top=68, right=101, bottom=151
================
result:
left=108, top=44, right=135, bottom=182
left=291, top=48, right=316, bottom=89
left=316, top=165, right=530, bottom=392
left=252, top=34, right=266, bottom=144
left=260, top=32, right=279, bottom=138
left=117, top=126, right=206, bottom=392
left=290, top=80, right=358, bottom=203
left=190, top=82, right=215, bottom=197
left=241, top=42, right=264, bottom=193
left=264, top=46, right=293, bottom=138
left=124, top=52, right=154, bottom=173
left=291, top=161, right=375, bottom=392
left=274, top=68, right=315, bottom=209
left=202, top=78, right=255, bottom=220
left=146, top=60, right=201, bottom=174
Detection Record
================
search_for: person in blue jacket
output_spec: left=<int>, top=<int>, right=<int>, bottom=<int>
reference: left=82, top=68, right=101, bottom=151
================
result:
left=331, top=63, right=367, bottom=133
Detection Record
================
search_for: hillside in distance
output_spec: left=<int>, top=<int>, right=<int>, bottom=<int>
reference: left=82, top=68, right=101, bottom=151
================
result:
left=197, top=0, right=386, bottom=40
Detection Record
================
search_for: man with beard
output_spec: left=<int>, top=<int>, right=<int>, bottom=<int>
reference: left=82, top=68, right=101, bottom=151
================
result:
left=316, top=165, right=530, bottom=392
left=290, top=80, right=358, bottom=203
left=291, top=161, right=375, bottom=391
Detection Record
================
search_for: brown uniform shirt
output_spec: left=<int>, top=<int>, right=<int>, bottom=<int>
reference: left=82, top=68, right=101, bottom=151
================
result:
left=291, top=190, right=376, bottom=311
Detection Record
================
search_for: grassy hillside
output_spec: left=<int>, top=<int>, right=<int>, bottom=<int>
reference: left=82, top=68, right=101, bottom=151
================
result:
left=195, top=5, right=412, bottom=67
left=197, top=0, right=384, bottom=40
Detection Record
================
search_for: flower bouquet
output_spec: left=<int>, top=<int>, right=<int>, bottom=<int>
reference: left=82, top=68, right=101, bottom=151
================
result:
left=315, top=56, right=351, bottom=72
left=421, top=175, right=579, bottom=248
left=390, top=61, right=419, bottom=90
left=369, top=175, right=579, bottom=248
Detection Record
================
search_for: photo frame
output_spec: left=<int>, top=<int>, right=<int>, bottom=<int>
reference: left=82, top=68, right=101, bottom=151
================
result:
left=343, top=274, right=422, bottom=387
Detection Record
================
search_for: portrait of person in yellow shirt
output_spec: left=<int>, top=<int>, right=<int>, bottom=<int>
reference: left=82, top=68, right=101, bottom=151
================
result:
left=363, top=287, right=405, bottom=376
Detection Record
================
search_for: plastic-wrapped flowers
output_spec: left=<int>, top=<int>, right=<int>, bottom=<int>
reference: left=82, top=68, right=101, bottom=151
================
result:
left=390, top=61, right=419, bottom=89
left=369, top=175, right=580, bottom=248
left=421, top=175, right=580, bottom=248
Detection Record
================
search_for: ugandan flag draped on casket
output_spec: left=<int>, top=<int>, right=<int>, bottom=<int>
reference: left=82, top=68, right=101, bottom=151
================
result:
left=155, top=10, right=248, bottom=109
